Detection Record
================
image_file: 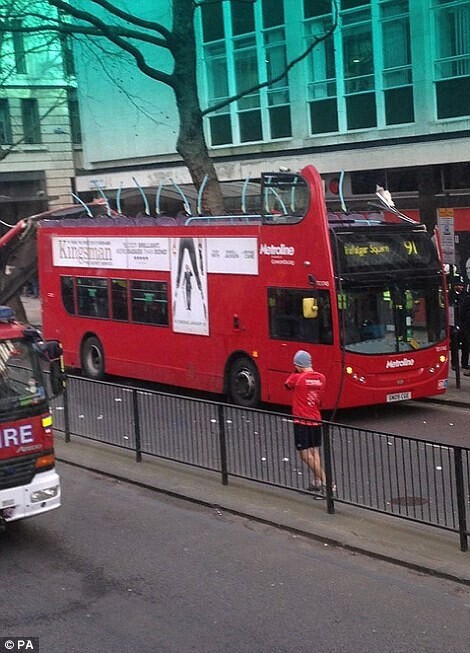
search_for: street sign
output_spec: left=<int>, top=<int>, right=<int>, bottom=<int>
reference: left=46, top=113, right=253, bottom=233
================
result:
left=437, top=208, right=455, bottom=265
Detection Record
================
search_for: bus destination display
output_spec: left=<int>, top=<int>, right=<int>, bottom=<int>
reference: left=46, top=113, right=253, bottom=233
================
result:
left=335, top=232, right=439, bottom=273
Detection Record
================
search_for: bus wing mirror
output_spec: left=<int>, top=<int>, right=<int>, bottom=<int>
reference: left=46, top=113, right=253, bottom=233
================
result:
left=45, top=340, right=66, bottom=397
left=50, top=360, right=66, bottom=397
left=32, top=340, right=65, bottom=396
left=303, top=297, right=318, bottom=319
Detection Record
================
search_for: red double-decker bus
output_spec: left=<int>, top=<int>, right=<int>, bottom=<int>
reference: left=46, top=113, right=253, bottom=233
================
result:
left=36, top=165, right=449, bottom=409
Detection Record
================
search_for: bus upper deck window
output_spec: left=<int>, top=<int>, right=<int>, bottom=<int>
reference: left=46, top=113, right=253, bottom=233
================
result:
left=261, top=173, right=309, bottom=223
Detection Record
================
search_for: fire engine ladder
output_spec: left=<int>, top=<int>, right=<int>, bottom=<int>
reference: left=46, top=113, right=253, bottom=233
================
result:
left=0, top=217, right=38, bottom=305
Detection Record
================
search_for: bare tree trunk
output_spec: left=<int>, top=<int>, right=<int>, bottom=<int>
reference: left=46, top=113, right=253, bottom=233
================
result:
left=172, top=0, right=225, bottom=215
left=174, top=85, right=225, bottom=215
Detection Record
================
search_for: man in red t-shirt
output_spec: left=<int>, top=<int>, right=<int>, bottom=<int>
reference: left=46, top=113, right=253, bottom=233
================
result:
left=285, top=350, right=327, bottom=492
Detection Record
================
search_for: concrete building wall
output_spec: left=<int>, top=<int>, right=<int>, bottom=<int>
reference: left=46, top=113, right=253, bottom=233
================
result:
left=72, top=2, right=175, bottom=169
left=0, top=0, right=77, bottom=216
left=0, top=88, right=75, bottom=207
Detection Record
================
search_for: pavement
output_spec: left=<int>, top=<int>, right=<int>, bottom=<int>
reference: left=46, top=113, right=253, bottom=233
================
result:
left=22, top=296, right=470, bottom=582
left=21, top=295, right=42, bottom=329
left=54, top=436, right=470, bottom=585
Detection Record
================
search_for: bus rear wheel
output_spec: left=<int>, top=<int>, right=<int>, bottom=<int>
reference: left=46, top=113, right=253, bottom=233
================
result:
left=228, top=356, right=260, bottom=408
left=81, top=336, right=105, bottom=380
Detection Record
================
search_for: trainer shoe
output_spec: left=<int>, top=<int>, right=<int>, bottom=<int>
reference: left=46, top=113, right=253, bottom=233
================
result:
left=306, top=482, right=322, bottom=492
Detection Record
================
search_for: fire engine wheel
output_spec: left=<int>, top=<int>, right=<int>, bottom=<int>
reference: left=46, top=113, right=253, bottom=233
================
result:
left=81, top=336, right=105, bottom=380
left=228, top=356, right=260, bottom=408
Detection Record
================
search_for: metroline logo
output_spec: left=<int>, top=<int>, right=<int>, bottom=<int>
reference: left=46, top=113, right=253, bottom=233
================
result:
left=259, top=243, right=295, bottom=256
left=386, top=358, right=415, bottom=369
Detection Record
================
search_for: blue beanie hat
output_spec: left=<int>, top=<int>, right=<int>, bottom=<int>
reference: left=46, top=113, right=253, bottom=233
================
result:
left=293, top=350, right=312, bottom=368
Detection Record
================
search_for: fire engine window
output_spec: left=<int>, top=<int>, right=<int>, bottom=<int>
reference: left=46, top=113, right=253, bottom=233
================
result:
left=77, top=277, right=109, bottom=319
left=111, top=279, right=129, bottom=321
left=130, top=280, right=169, bottom=326
left=268, top=287, right=333, bottom=344
left=0, top=339, right=46, bottom=411
left=60, top=276, right=75, bottom=315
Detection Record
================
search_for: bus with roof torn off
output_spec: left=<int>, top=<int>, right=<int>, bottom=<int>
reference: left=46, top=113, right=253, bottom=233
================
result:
left=35, top=164, right=449, bottom=410
left=0, top=306, right=65, bottom=528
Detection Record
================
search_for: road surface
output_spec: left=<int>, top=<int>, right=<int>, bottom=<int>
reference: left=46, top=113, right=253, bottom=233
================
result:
left=1, top=465, right=469, bottom=653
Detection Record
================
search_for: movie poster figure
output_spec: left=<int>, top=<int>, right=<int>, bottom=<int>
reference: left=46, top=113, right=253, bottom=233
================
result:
left=183, top=264, right=192, bottom=310
left=171, top=238, right=209, bottom=335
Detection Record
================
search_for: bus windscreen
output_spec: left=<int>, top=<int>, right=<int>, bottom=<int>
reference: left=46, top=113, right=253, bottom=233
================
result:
left=338, top=280, right=447, bottom=354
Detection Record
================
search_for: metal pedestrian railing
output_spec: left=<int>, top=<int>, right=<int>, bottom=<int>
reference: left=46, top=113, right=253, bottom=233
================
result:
left=50, top=374, right=469, bottom=552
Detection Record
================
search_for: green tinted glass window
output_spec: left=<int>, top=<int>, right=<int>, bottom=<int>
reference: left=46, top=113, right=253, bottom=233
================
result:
left=111, top=279, right=128, bottom=321
left=60, top=276, right=75, bottom=315
left=268, top=288, right=333, bottom=344
left=77, top=277, right=109, bottom=318
left=131, top=281, right=168, bottom=326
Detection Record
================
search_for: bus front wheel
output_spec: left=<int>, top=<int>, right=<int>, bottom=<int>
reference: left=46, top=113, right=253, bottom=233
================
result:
left=228, top=357, right=260, bottom=408
left=81, top=336, right=105, bottom=380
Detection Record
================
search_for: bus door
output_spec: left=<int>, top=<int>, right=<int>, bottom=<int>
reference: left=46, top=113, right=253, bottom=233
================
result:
left=265, top=287, right=335, bottom=397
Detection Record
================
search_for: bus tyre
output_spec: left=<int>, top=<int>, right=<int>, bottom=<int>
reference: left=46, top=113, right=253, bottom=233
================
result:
left=228, top=356, right=260, bottom=408
left=81, top=336, right=105, bottom=380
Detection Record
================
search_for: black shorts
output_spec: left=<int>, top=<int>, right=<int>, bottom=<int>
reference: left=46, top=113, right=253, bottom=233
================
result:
left=294, top=423, right=322, bottom=451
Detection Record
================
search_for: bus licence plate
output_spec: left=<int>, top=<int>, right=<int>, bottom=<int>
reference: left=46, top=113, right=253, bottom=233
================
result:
left=386, top=391, right=411, bottom=403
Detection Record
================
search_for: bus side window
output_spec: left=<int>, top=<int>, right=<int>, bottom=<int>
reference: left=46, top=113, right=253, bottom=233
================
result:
left=77, top=277, right=109, bottom=319
left=131, top=281, right=169, bottom=326
left=60, top=276, right=75, bottom=315
left=111, top=279, right=129, bottom=321
left=268, top=288, right=332, bottom=344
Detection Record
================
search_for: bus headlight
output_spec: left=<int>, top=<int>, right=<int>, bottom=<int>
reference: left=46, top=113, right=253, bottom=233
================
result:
left=345, top=366, right=366, bottom=383
left=31, top=486, right=59, bottom=503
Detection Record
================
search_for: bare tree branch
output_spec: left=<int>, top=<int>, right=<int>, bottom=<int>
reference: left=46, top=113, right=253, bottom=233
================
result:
left=43, top=0, right=175, bottom=87
left=194, top=0, right=256, bottom=5
left=78, top=36, right=173, bottom=130
left=201, top=1, right=339, bottom=116
left=2, top=13, right=170, bottom=49
left=0, top=33, right=60, bottom=86
left=0, top=93, right=68, bottom=161
left=81, top=0, right=173, bottom=43
left=4, top=21, right=171, bottom=50
left=0, top=0, right=339, bottom=214
left=50, top=0, right=173, bottom=48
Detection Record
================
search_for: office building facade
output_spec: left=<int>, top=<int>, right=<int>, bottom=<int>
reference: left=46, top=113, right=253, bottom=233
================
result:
left=73, top=1, right=469, bottom=262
